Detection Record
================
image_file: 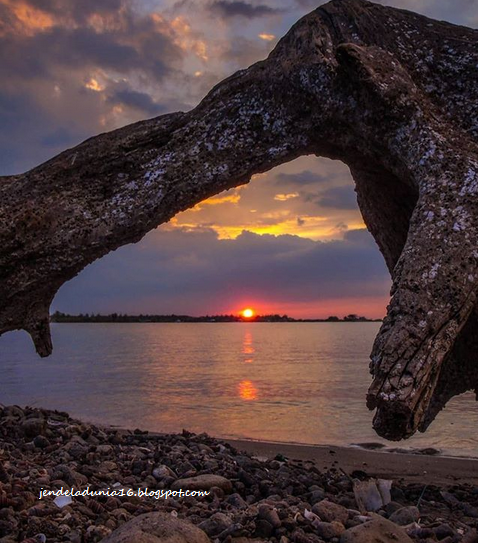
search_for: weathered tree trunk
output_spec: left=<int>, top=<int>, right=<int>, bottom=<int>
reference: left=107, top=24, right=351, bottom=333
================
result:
left=1, top=0, right=477, bottom=440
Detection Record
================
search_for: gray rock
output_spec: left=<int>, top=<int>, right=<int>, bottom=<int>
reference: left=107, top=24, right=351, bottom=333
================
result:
left=227, top=493, right=248, bottom=509
left=433, top=524, right=456, bottom=540
left=198, top=513, right=233, bottom=537
left=315, top=521, right=345, bottom=540
left=171, top=474, right=232, bottom=493
left=255, top=519, right=274, bottom=538
left=308, top=489, right=326, bottom=504
left=22, top=419, right=45, bottom=438
left=33, top=435, right=50, bottom=449
left=340, top=517, right=413, bottom=543
left=152, top=465, right=177, bottom=481
left=389, top=506, right=420, bottom=526
left=312, top=499, right=348, bottom=524
left=101, top=512, right=211, bottom=543
left=258, top=504, right=281, bottom=528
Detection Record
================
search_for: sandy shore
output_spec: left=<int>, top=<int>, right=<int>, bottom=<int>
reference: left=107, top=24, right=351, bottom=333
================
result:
left=104, top=422, right=478, bottom=486
left=227, top=439, right=478, bottom=486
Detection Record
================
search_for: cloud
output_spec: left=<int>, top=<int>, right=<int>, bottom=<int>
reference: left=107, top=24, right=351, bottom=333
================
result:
left=107, top=89, right=167, bottom=115
left=274, top=192, right=299, bottom=201
left=210, top=1, right=282, bottom=19
left=1, top=18, right=182, bottom=80
left=0, top=0, right=200, bottom=175
left=54, top=226, right=390, bottom=318
left=319, top=185, right=358, bottom=210
left=275, top=170, right=335, bottom=186
left=258, top=33, right=275, bottom=41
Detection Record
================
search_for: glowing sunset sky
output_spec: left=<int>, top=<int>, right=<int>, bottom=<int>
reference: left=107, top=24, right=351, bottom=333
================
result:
left=1, top=0, right=475, bottom=318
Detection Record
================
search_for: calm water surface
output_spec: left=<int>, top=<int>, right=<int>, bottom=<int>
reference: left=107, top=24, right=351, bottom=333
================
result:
left=1, top=323, right=477, bottom=456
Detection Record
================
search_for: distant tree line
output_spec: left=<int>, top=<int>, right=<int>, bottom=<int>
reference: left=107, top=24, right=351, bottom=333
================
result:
left=50, top=311, right=381, bottom=323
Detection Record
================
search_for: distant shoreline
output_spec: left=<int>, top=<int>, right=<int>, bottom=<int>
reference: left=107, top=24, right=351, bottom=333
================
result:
left=50, top=311, right=383, bottom=324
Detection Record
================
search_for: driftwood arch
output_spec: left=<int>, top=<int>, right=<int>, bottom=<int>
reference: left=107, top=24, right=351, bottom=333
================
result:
left=1, top=0, right=478, bottom=441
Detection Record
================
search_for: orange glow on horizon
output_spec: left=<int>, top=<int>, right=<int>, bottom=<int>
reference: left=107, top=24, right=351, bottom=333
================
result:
left=241, top=308, right=255, bottom=319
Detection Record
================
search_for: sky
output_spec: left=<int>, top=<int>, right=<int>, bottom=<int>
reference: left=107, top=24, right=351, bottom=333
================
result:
left=1, top=0, right=476, bottom=318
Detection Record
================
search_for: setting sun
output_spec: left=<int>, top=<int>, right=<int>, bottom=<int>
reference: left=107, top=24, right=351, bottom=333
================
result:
left=241, top=308, right=255, bottom=319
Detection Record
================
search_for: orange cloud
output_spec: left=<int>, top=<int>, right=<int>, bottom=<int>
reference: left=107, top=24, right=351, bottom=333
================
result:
left=85, top=78, right=105, bottom=92
left=274, top=192, right=299, bottom=201
left=170, top=16, right=209, bottom=61
left=1, top=0, right=54, bottom=35
left=191, top=192, right=241, bottom=210
left=258, top=33, right=275, bottom=41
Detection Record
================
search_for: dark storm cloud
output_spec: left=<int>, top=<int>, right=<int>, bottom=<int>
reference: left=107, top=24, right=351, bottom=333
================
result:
left=54, top=227, right=390, bottom=315
left=40, top=127, right=79, bottom=148
left=319, top=185, right=358, bottom=210
left=1, top=23, right=181, bottom=81
left=275, top=170, right=334, bottom=186
left=210, top=1, right=282, bottom=19
left=0, top=89, right=90, bottom=174
left=27, top=0, right=123, bottom=17
left=0, top=0, right=186, bottom=175
left=107, top=90, right=167, bottom=115
left=220, top=36, right=272, bottom=67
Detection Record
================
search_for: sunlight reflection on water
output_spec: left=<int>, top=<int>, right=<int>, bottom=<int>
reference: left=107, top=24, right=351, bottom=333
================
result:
left=1, top=322, right=477, bottom=456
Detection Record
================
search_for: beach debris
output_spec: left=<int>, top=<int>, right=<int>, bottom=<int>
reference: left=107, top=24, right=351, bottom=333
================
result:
left=53, top=495, right=73, bottom=508
left=304, top=508, right=321, bottom=527
left=353, top=479, right=392, bottom=512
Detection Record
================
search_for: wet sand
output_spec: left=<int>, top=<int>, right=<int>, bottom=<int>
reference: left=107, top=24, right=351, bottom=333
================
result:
left=227, top=439, right=478, bottom=486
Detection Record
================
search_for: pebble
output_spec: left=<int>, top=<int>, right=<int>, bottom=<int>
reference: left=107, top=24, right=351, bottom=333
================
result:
left=315, top=520, right=345, bottom=539
left=313, top=499, right=349, bottom=524
left=171, top=474, right=233, bottom=493
left=389, top=506, right=420, bottom=526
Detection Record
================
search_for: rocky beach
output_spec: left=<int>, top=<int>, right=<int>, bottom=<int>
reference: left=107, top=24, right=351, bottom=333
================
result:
left=1, top=405, right=478, bottom=543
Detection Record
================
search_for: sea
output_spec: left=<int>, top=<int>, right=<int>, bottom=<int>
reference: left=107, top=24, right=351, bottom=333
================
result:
left=2, top=322, right=477, bottom=457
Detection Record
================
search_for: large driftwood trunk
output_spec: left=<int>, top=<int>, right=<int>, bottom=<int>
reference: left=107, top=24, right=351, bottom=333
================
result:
left=1, top=0, right=478, bottom=440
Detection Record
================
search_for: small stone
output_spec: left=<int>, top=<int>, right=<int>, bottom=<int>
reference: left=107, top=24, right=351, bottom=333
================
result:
left=258, top=504, right=281, bottom=528
left=152, top=465, right=177, bottom=481
left=340, top=517, right=413, bottom=543
left=389, top=506, right=420, bottom=526
left=462, top=530, right=478, bottom=543
left=313, top=499, right=349, bottom=524
left=171, top=474, right=232, bottom=493
left=21, top=419, right=45, bottom=438
left=227, top=493, right=248, bottom=509
left=255, top=519, right=274, bottom=538
left=462, top=503, right=478, bottom=518
left=33, top=435, right=50, bottom=449
left=101, top=512, right=210, bottom=543
left=308, top=489, right=326, bottom=504
left=315, top=520, right=345, bottom=540
left=198, top=512, right=233, bottom=537
left=433, top=524, right=456, bottom=540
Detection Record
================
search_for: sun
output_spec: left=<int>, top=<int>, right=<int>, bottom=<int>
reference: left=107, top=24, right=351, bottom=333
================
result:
left=241, top=308, right=255, bottom=319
